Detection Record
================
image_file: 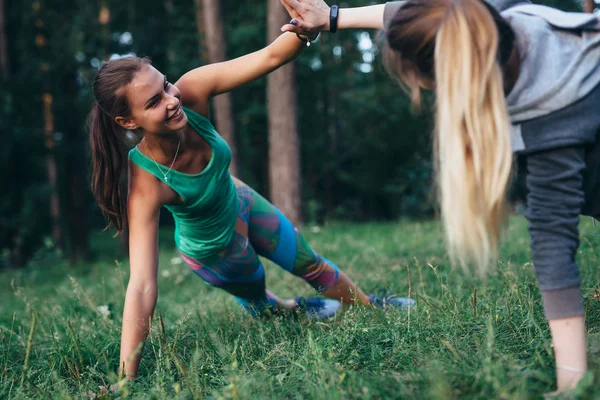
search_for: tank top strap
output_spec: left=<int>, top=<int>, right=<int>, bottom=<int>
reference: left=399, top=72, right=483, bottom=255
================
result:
left=128, top=146, right=171, bottom=184
left=182, top=106, right=219, bottom=141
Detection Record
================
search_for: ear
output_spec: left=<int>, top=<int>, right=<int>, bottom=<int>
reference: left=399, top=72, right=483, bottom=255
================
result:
left=115, top=116, right=138, bottom=131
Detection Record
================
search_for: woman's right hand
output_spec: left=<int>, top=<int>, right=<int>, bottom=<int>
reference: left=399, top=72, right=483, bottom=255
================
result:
left=279, top=0, right=331, bottom=35
left=98, top=383, right=120, bottom=395
left=84, top=383, right=119, bottom=399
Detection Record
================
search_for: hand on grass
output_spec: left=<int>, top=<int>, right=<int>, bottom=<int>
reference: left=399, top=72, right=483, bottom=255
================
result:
left=99, top=382, right=120, bottom=393
left=84, top=383, right=119, bottom=399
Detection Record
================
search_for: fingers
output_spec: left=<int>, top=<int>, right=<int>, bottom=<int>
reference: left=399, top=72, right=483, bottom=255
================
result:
left=281, top=23, right=298, bottom=33
left=280, top=19, right=315, bottom=34
left=280, top=0, right=303, bottom=11
left=83, top=390, right=98, bottom=400
left=280, top=0, right=300, bottom=18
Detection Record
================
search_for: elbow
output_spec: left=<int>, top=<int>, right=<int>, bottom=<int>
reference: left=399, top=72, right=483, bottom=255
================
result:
left=127, top=280, right=158, bottom=299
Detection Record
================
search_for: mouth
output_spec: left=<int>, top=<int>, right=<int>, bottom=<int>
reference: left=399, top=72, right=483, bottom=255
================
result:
left=166, top=106, right=183, bottom=122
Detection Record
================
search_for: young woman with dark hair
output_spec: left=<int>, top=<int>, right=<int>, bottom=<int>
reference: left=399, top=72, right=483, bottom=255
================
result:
left=89, top=31, right=413, bottom=381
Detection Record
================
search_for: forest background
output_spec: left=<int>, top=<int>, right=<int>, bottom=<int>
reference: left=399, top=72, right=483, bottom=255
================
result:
left=0, top=0, right=583, bottom=267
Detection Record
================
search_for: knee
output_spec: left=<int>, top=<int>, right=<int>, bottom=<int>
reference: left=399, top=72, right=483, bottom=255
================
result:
left=301, top=255, right=325, bottom=274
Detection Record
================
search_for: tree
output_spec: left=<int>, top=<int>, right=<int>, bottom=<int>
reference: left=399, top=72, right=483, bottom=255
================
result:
left=195, top=0, right=239, bottom=176
left=266, top=0, right=302, bottom=224
left=0, top=0, right=8, bottom=81
left=34, top=1, right=64, bottom=250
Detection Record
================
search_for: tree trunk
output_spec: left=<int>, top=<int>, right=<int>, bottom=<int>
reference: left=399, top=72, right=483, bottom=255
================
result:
left=65, top=154, right=90, bottom=262
left=195, top=0, right=238, bottom=176
left=99, top=0, right=110, bottom=59
left=32, top=1, right=63, bottom=249
left=324, top=69, right=338, bottom=218
left=42, top=93, right=63, bottom=249
left=0, top=0, right=9, bottom=80
left=266, top=0, right=302, bottom=224
left=61, top=67, right=89, bottom=263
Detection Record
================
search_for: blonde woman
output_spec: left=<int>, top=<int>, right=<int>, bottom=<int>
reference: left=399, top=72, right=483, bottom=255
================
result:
left=280, top=0, right=600, bottom=392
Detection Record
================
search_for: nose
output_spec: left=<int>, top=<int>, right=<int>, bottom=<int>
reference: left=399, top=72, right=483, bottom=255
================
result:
left=166, top=94, right=180, bottom=109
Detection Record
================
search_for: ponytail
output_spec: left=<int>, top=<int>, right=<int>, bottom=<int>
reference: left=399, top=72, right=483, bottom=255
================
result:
left=88, top=56, right=151, bottom=233
left=384, top=0, right=515, bottom=275
left=89, top=102, right=128, bottom=232
left=434, top=0, right=512, bottom=273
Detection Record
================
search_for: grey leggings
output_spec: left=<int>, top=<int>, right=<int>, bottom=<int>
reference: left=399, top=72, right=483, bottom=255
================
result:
left=520, top=96, right=600, bottom=319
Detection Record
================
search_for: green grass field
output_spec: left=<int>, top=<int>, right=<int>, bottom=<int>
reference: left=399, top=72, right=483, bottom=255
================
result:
left=1, top=218, right=600, bottom=399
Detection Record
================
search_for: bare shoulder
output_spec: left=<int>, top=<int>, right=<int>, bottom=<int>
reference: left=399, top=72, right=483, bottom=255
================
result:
left=127, top=160, right=163, bottom=219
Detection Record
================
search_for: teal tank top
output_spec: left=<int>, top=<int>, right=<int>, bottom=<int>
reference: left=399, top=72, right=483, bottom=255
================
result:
left=128, top=107, right=239, bottom=259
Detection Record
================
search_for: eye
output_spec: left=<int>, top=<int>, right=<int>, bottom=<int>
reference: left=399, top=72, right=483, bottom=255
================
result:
left=148, top=97, right=160, bottom=108
left=164, top=79, right=171, bottom=91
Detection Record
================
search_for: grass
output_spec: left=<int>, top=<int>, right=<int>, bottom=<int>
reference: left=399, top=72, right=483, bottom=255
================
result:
left=1, top=217, right=600, bottom=399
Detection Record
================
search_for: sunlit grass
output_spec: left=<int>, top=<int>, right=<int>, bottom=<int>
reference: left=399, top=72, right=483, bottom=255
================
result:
left=1, top=217, right=599, bottom=399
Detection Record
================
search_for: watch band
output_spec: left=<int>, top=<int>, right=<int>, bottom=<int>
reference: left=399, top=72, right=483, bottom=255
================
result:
left=330, top=5, right=339, bottom=33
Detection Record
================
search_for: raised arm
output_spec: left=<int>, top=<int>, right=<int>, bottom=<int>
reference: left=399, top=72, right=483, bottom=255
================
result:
left=118, top=170, right=162, bottom=380
left=279, top=0, right=532, bottom=35
left=175, top=32, right=306, bottom=112
left=279, top=0, right=404, bottom=34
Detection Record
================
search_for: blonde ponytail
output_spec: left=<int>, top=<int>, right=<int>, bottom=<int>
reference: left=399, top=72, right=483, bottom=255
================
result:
left=433, top=0, right=512, bottom=274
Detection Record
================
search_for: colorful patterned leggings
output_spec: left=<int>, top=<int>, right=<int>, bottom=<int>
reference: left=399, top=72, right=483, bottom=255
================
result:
left=180, top=184, right=340, bottom=315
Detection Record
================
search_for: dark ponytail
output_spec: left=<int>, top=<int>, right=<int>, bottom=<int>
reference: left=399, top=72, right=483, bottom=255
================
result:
left=88, top=56, right=150, bottom=232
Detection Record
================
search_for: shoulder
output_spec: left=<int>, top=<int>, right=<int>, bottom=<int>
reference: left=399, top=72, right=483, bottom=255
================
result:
left=175, top=73, right=211, bottom=116
left=502, top=4, right=600, bottom=30
left=128, top=159, right=163, bottom=215
left=490, top=0, right=532, bottom=12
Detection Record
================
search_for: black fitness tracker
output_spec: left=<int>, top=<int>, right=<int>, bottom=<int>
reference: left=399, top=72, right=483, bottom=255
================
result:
left=330, top=5, right=339, bottom=33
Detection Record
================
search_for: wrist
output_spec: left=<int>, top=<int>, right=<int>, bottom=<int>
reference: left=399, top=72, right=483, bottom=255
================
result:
left=296, top=32, right=320, bottom=47
left=120, top=366, right=138, bottom=381
left=296, top=31, right=319, bottom=41
left=329, top=5, right=339, bottom=33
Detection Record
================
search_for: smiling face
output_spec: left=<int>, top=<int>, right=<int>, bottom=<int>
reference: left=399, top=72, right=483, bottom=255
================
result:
left=115, top=64, right=187, bottom=135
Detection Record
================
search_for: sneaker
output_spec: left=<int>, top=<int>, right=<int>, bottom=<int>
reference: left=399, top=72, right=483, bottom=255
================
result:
left=238, top=296, right=278, bottom=318
left=295, top=297, right=342, bottom=320
left=368, top=292, right=415, bottom=310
